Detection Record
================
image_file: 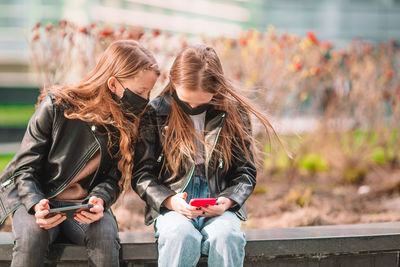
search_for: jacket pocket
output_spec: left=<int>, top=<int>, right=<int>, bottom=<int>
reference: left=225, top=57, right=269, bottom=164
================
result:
left=0, top=171, right=20, bottom=192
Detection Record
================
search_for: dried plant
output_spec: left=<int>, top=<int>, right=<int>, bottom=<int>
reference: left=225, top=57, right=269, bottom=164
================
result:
left=29, top=21, right=400, bottom=181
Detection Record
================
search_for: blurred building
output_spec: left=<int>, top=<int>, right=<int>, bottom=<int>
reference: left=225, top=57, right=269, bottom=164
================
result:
left=0, top=0, right=399, bottom=87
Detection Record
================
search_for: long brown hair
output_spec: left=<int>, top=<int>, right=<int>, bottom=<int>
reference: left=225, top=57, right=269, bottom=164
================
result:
left=162, top=44, right=285, bottom=177
left=38, top=40, right=160, bottom=191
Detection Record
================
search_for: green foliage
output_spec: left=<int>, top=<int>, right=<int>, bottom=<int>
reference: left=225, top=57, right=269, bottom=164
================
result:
left=0, top=154, right=14, bottom=172
left=0, top=105, right=35, bottom=126
left=371, top=146, right=396, bottom=165
left=298, top=153, right=329, bottom=173
left=263, top=149, right=291, bottom=171
left=371, top=147, right=386, bottom=164
left=353, top=130, right=377, bottom=148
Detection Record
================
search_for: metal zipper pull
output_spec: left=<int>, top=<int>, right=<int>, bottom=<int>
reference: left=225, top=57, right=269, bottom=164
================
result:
left=1, top=178, right=13, bottom=188
left=218, top=158, right=223, bottom=169
left=157, top=153, right=164, bottom=163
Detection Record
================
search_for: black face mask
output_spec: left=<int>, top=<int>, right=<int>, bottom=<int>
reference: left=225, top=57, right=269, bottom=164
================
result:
left=171, top=91, right=212, bottom=115
left=120, top=88, right=149, bottom=115
left=112, top=77, right=149, bottom=115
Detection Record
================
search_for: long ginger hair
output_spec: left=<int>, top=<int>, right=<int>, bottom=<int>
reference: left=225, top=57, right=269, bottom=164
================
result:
left=162, top=44, right=285, bottom=177
left=38, top=40, right=159, bottom=191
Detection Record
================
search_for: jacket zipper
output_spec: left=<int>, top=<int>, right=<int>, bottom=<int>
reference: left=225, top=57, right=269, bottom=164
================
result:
left=81, top=132, right=103, bottom=203
left=206, top=113, right=226, bottom=193
left=180, top=161, right=195, bottom=193
left=1, top=170, right=23, bottom=189
left=157, top=153, right=163, bottom=163
left=215, top=157, right=224, bottom=193
left=88, top=133, right=102, bottom=188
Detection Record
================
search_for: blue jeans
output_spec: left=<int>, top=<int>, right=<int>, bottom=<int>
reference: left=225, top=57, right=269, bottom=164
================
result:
left=11, top=200, right=120, bottom=267
left=155, top=173, right=246, bottom=267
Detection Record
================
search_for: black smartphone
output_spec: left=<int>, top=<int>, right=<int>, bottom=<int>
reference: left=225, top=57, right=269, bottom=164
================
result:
left=45, top=203, right=93, bottom=219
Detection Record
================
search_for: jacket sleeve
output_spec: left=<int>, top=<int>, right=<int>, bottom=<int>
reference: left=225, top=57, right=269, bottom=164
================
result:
left=88, top=165, right=121, bottom=210
left=131, top=107, right=176, bottom=213
left=13, top=94, right=54, bottom=213
left=218, top=110, right=257, bottom=211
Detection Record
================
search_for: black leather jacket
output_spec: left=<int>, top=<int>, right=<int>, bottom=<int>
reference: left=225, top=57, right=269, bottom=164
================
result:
left=0, top=93, right=121, bottom=224
left=132, top=93, right=257, bottom=225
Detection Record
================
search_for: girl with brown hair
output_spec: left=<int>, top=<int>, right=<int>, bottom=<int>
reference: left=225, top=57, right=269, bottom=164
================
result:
left=0, top=39, right=159, bottom=267
left=132, top=44, right=282, bottom=267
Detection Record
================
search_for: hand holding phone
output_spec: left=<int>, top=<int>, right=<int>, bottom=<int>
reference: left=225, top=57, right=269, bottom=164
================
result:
left=164, top=193, right=202, bottom=220
left=199, top=197, right=234, bottom=218
left=74, top=196, right=104, bottom=224
left=189, top=198, right=216, bottom=207
left=34, top=199, right=67, bottom=229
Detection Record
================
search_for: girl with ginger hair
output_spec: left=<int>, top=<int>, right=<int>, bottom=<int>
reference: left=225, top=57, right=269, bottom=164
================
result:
left=0, top=40, right=159, bottom=267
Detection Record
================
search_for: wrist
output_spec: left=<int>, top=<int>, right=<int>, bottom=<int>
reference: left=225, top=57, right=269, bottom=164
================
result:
left=218, top=197, right=234, bottom=210
left=163, top=196, right=173, bottom=210
left=97, top=198, right=104, bottom=207
left=33, top=203, right=40, bottom=213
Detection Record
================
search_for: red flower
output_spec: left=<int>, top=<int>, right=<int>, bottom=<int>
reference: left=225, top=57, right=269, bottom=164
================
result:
left=240, top=38, right=247, bottom=47
left=78, top=26, right=88, bottom=34
left=32, top=33, right=40, bottom=41
left=294, top=62, right=302, bottom=71
left=100, top=28, right=114, bottom=38
left=135, top=26, right=144, bottom=40
left=153, top=29, right=161, bottom=38
left=307, top=31, right=318, bottom=44
left=312, top=66, right=322, bottom=75
left=32, top=21, right=41, bottom=31
left=137, top=32, right=144, bottom=40
left=90, top=22, right=97, bottom=28
left=385, top=69, right=394, bottom=79
left=126, top=31, right=135, bottom=39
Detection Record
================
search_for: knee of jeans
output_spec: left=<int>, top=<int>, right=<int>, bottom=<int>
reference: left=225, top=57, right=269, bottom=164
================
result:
left=85, top=215, right=119, bottom=242
left=15, top=227, right=49, bottom=251
left=206, top=226, right=245, bottom=245
left=158, top=222, right=199, bottom=245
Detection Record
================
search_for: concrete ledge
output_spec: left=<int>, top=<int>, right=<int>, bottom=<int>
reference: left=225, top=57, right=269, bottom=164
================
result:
left=1, top=222, right=400, bottom=266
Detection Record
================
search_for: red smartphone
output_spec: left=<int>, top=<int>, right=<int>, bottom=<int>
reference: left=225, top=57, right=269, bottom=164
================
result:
left=189, top=198, right=216, bottom=207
